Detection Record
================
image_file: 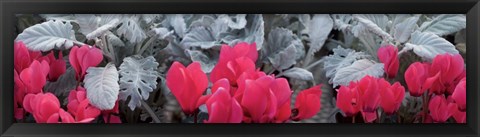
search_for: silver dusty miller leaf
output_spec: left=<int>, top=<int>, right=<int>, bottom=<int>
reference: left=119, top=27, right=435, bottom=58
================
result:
left=332, top=59, right=384, bottom=87
left=119, top=55, right=160, bottom=110
left=181, top=16, right=229, bottom=49
left=323, top=46, right=370, bottom=85
left=281, top=67, right=314, bottom=81
left=263, top=27, right=304, bottom=71
left=15, top=20, right=80, bottom=51
left=84, top=63, right=120, bottom=110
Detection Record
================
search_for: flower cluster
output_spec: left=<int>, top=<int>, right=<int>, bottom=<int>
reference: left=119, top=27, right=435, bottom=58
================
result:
left=404, top=53, right=466, bottom=123
left=335, top=45, right=466, bottom=123
left=14, top=41, right=121, bottom=123
left=336, top=75, right=405, bottom=123
left=166, top=42, right=322, bottom=123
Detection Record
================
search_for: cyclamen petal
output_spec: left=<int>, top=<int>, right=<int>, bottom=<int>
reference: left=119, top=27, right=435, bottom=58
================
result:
left=429, top=95, right=454, bottom=123
left=293, top=84, right=322, bottom=121
left=241, top=79, right=269, bottom=122
left=357, top=76, right=380, bottom=112
left=166, top=61, right=208, bottom=114
left=274, top=99, right=291, bottom=123
left=377, top=45, right=399, bottom=78
left=336, top=86, right=360, bottom=117
left=23, top=93, right=61, bottom=123
left=450, top=103, right=466, bottom=123
left=452, top=78, right=466, bottom=111
left=210, top=42, right=258, bottom=85
left=38, top=51, right=66, bottom=81
left=67, top=86, right=101, bottom=122
left=204, top=88, right=243, bottom=123
left=69, top=45, right=103, bottom=81
left=405, top=62, right=439, bottom=97
left=429, top=54, right=464, bottom=95
left=19, top=60, right=50, bottom=94
left=378, top=79, right=405, bottom=115
left=14, top=41, right=41, bottom=73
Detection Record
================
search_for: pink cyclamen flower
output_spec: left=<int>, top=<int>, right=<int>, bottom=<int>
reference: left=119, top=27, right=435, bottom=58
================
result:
left=377, top=45, right=399, bottom=78
left=378, top=79, right=405, bottom=115
left=237, top=74, right=292, bottom=123
left=451, top=77, right=466, bottom=111
left=404, top=62, right=440, bottom=97
left=428, top=95, right=455, bottom=123
left=22, top=93, right=61, bottom=123
left=336, top=82, right=360, bottom=117
left=450, top=103, right=466, bottom=123
left=14, top=69, right=26, bottom=111
left=69, top=45, right=103, bottom=81
left=234, top=70, right=267, bottom=102
left=429, top=53, right=464, bottom=95
left=18, top=60, right=50, bottom=94
left=204, top=87, right=243, bottom=123
left=240, top=76, right=278, bottom=123
left=274, top=97, right=291, bottom=123
left=210, top=42, right=257, bottom=86
left=67, top=86, right=101, bottom=122
left=37, top=51, right=66, bottom=81
left=14, top=41, right=41, bottom=73
left=356, top=75, right=380, bottom=123
left=166, top=61, right=208, bottom=115
left=292, top=85, right=322, bottom=121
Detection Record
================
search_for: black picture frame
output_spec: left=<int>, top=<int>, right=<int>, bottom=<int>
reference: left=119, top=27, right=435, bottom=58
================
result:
left=1, top=0, right=479, bottom=137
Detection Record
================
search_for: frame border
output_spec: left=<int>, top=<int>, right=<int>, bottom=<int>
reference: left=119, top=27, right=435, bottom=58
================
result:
left=1, top=0, right=479, bottom=137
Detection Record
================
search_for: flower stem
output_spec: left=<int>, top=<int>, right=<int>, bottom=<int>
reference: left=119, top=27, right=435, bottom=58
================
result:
left=107, top=114, right=111, bottom=123
left=422, top=92, right=429, bottom=123
left=304, top=59, right=324, bottom=70
left=396, top=111, right=401, bottom=123
left=194, top=110, right=198, bottom=123
left=141, top=101, right=161, bottom=123
left=352, top=115, right=355, bottom=124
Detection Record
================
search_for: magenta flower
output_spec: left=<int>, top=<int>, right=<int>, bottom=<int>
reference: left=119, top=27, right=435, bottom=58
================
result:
left=67, top=86, right=101, bottom=122
left=428, top=95, right=455, bottom=123
left=378, top=79, right=405, bottom=115
left=240, top=75, right=292, bottom=123
left=69, top=45, right=103, bottom=81
left=234, top=70, right=267, bottom=102
left=14, top=41, right=41, bottom=73
left=210, top=42, right=257, bottom=86
left=404, top=62, right=439, bottom=97
left=429, top=53, right=464, bottom=95
left=356, top=76, right=381, bottom=123
left=204, top=87, right=243, bottom=123
left=377, top=45, right=399, bottom=78
left=18, top=60, right=50, bottom=94
left=336, top=83, right=360, bottom=117
left=37, top=51, right=66, bottom=81
left=240, top=76, right=278, bottom=123
left=292, top=85, right=322, bottom=121
left=450, top=103, right=466, bottom=123
left=166, top=61, right=208, bottom=115
left=23, top=93, right=68, bottom=123
left=451, top=77, right=466, bottom=111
